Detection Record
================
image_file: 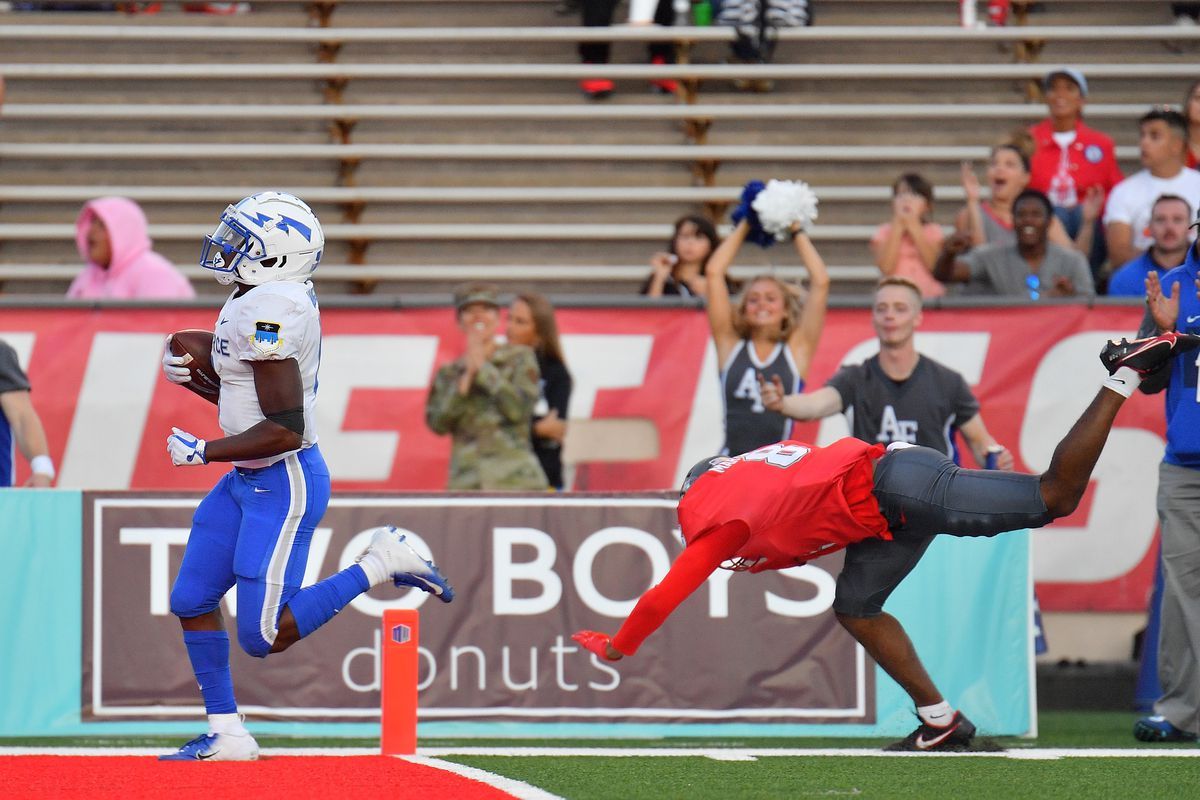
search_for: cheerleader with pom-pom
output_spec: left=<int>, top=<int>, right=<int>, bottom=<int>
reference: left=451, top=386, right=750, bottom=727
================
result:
left=706, top=179, right=829, bottom=457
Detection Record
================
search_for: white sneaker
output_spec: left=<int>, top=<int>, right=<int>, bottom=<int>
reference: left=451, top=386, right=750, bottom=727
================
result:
left=356, top=525, right=454, bottom=602
left=158, top=731, right=259, bottom=761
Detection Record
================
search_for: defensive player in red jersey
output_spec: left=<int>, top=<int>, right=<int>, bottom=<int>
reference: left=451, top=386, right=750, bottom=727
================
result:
left=575, top=331, right=1200, bottom=751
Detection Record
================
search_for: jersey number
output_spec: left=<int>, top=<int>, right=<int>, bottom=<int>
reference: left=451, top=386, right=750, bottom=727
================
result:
left=743, top=443, right=811, bottom=468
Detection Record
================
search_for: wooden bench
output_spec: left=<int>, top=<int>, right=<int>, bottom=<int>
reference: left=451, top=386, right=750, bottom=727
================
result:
left=0, top=142, right=1142, bottom=160
left=2, top=23, right=1198, bottom=44
left=1, top=61, right=1195, bottom=81
left=0, top=102, right=1152, bottom=122
left=0, top=184, right=970, bottom=203
left=0, top=262, right=882, bottom=283
left=0, top=221, right=886, bottom=241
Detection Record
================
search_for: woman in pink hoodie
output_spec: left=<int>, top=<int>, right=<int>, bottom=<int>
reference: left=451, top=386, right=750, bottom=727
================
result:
left=67, top=197, right=195, bottom=300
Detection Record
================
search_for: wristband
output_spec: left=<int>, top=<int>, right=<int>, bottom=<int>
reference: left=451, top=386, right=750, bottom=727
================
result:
left=30, top=454, right=55, bottom=478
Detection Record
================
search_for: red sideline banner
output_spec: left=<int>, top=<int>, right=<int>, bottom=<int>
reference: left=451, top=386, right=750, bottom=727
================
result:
left=2, top=304, right=1159, bottom=610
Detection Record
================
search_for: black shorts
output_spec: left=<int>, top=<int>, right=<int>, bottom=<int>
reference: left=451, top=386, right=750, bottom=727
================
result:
left=834, top=445, right=1052, bottom=617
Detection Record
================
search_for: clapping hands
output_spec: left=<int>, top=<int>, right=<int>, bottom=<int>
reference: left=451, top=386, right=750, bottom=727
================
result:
left=1145, top=272, right=1200, bottom=331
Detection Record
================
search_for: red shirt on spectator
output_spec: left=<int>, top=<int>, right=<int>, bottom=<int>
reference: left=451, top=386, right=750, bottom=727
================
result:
left=1028, top=119, right=1123, bottom=205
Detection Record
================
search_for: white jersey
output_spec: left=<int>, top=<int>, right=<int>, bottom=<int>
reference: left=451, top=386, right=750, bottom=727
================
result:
left=212, top=280, right=321, bottom=468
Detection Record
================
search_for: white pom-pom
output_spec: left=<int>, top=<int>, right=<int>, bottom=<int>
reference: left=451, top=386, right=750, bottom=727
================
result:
left=751, top=179, right=819, bottom=242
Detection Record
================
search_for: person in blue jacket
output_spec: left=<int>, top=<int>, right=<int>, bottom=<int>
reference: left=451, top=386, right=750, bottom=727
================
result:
left=1134, top=214, right=1200, bottom=742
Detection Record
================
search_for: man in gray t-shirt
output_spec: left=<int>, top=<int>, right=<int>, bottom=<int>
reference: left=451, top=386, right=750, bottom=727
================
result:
left=760, top=276, right=1013, bottom=749
left=825, top=353, right=980, bottom=459
left=935, top=189, right=1095, bottom=299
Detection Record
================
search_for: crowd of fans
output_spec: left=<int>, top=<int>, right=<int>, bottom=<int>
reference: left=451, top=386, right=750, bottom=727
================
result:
left=5, top=11, right=1200, bottom=494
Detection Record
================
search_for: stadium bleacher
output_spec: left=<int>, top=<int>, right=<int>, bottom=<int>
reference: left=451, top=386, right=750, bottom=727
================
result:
left=0, top=0, right=1195, bottom=295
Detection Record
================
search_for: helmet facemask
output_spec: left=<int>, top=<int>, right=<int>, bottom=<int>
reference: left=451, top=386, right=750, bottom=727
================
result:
left=199, top=192, right=324, bottom=287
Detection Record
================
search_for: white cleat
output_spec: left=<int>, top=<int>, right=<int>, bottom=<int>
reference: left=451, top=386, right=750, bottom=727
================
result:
left=158, top=731, right=260, bottom=761
left=356, top=525, right=454, bottom=602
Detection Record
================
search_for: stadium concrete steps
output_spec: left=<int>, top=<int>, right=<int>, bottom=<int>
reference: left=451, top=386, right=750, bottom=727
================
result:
left=0, top=0, right=1184, bottom=296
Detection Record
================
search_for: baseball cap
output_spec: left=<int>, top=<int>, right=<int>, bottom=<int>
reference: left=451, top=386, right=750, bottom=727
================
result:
left=453, top=282, right=500, bottom=311
left=1043, top=67, right=1088, bottom=97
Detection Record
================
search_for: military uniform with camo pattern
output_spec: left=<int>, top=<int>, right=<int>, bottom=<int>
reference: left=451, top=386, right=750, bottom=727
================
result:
left=426, top=343, right=550, bottom=491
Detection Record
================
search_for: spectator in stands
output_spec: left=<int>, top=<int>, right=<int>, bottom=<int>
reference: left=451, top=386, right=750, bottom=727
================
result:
left=426, top=283, right=549, bottom=491
left=577, top=0, right=677, bottom=100
left=958, top=144, right=1101, bottom=258
left=1108, top=194, right=1193, bottom=297
left=871, top=173, right=945, bottom=299
left=704, top=218, right=830, bottom=457
left=66, top=197, right=195, bottom=300
left=1027, top=68, right=1123, bottom=276
left=1105, top=107, right=1200, bottom=269
left=759, top=275, right=1011, bottom=466
left=505, top=291, right=573, bottom=491
left=641, top=214, right=722, bottom=298
left=1184, top=80, right=1200, bottom=169
left=0, top=338, right=54, bottom=488
left=715, top=0, right=810, bottom=93
left=1132, top=228, right=1200, bottom=744
left=935, top=189, right=1094, bottom=299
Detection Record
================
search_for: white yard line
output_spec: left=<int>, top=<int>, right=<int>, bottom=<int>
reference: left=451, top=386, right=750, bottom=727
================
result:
left=0, top=746, right=1198, bottom=760
left=402, top=755, right=565, bottom=800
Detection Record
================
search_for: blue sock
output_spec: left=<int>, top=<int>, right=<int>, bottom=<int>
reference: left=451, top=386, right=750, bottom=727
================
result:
left=182, top=630, right=237, bottom=715
left=287, top=564, right=370, bottom=638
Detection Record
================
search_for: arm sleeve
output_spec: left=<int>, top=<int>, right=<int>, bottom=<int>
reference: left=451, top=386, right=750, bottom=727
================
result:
left=231, top=291, right=305, bottom=362
left=1106, top=150, right=1124, bottom=191
left=0, top=343, right=30, bottom=394
left=960, top=246, right=988, bottom=281
left=425, top=365, right=468, bottom=435
left=824, top=364, right=859, bottom=411
left=611, top=522, right=748, bottom=656
left=1070, top=251, right=1096, bottom=295
left=1103, top=183, right=1131, bottom=225
left=474, top=347, right=540, bottom=424
left=950, top=373, right=981, bottom=423
left=544, top=361, right=573, bottom=419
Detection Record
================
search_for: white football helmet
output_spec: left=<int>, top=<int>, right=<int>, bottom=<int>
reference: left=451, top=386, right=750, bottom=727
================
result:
left=199, top=191, right=324, bottom=286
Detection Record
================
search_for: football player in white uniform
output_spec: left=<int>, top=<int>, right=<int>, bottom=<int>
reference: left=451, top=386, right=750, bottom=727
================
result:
left=158, top=192, right=453, bottom=761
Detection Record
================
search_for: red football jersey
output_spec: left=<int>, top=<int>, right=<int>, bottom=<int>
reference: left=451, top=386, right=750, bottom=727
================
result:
left=677, top=438, right=890, bottom=572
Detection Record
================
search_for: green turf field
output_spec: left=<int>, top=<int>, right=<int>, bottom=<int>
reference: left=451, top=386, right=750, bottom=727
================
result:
left=434, top=712, right=1200, bottom=800
left=4, top=712, right=1197, bottom=799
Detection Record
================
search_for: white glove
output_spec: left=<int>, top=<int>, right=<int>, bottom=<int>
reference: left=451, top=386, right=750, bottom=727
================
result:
left=162, top=337, right=193, bottom=385
left=167, top=427, right=208, bottom=466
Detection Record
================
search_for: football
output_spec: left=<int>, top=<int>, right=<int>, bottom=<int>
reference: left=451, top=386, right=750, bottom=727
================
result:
left=169, top=329, right=221, bottom=398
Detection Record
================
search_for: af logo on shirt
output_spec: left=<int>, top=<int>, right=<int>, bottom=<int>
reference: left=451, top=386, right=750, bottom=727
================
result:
left=875, top=404, right=918, bottom=444
left=251, top=321, right=283, bottom=355
left=732, top=367, right=765, bottom=413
